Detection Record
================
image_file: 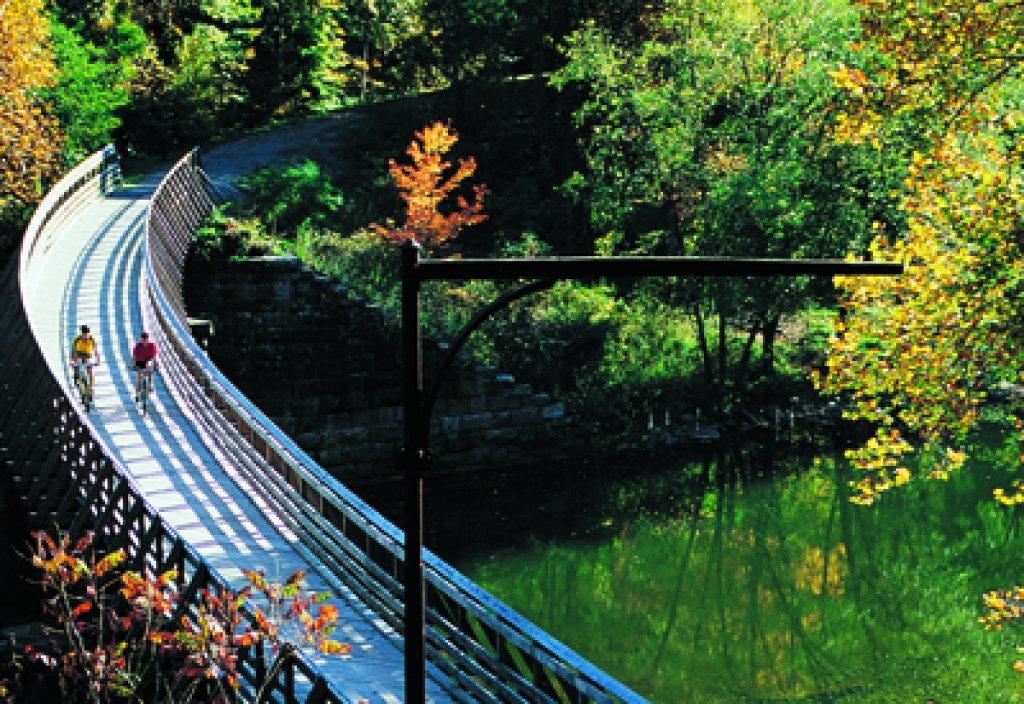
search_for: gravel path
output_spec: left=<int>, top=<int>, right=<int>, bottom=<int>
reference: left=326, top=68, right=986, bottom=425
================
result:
left=200, top=111, right=365, bottom=199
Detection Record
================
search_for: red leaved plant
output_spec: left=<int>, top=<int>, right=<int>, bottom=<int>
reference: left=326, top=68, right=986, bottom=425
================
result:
left=10, top=529, right=350, bottom=703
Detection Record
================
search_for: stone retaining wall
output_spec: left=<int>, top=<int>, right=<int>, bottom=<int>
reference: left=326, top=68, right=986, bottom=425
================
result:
left=184, top=256, right=601, bottom=482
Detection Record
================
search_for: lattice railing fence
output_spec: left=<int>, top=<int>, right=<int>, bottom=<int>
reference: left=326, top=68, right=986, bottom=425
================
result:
left=2, top=145, right=646, bottom=704
left=144, top=150, right=646, bottom=704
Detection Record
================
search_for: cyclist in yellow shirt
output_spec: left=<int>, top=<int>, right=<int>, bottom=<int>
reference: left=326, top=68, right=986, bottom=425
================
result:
left=70, top=324, right=101, bottom=390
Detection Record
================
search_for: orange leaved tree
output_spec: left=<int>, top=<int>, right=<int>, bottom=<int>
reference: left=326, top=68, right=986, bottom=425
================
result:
left=372, top=121, right=489, bottom=254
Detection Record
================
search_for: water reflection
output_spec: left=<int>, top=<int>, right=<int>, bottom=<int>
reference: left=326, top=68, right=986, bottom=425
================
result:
left=373, top=435, right=1024, bottom=703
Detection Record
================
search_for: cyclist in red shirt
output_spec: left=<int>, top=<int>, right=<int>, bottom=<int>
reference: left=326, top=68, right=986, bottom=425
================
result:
left=131, top=331, right=158, bottom=402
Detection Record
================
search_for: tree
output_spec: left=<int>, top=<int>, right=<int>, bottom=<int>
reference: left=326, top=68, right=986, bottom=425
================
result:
left=337, top=0, right=424, bottom=101
left=116, top=0, right=261, bottom=152
left=552, top=0, right=899, bottom=399
left=417, top=0, right=659, bottom=84
left=244, top=0, right=320, bottom=119
left=0, top=0, right=66, bottom=244
left=372, top=121, right=489, bottom=253
left=816, top=0, right=1024, bottom=505
left=44, top=18, right=143, bottom=160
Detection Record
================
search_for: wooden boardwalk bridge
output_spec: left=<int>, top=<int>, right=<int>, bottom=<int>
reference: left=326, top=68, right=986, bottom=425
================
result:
left=0, top=147, right=647, bottom=704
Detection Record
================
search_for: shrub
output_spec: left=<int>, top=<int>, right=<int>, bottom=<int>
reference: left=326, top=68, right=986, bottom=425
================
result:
left=4, top=529, right=350, bottom=704
left=238, top=161, right=354, bottom=236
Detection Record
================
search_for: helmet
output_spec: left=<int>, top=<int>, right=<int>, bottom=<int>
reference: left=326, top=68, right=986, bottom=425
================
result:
left=140, top=331, right=149, bottom=339
left=80, top=324, right=90, bottom=334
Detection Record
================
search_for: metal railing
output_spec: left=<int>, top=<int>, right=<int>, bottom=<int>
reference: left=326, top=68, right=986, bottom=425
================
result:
left=1, top=144, right=647, bottom=703
left=19, top=145, right=121, bottom=285
left=144, top=149, right=648, bottom=703
left=6, top=146, right=346, bottom=704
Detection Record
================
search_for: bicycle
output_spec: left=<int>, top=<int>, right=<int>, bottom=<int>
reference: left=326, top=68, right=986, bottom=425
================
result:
left=70, top=359, right=94, bottom=411
left=134, top=366, right=154, bottom=416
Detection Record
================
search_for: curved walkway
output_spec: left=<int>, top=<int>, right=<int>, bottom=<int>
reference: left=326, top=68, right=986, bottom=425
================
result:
left=23, top=167, right=454, bottom=703
left=202, top=112, right=364, bottom=198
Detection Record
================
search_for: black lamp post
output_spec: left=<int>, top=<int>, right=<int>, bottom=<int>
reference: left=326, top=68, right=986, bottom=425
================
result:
left=399, top=239, right=901, bottom=702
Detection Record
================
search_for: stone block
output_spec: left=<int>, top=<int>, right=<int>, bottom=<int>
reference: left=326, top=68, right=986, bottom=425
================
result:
left=459, top=412, right=495, bottom=431
left=367, top=424, right=400, bottom=443
left=296, top=432, right=322, bottom=449
left=542, top=403, right=565, bottom=419
left=494, top=373, right=515, bottom=386
left=327, top=425, right=371, bottom=443
left=484, top=427, right=517, bottom=442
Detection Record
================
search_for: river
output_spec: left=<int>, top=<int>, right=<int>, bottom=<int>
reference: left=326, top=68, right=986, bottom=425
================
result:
left=355, top=426, right=1024, bottom=702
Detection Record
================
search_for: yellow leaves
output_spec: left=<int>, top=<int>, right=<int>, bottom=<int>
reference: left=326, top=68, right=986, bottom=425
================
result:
left=0, top=0, right=66, bottom=221
left=0, top=0, right=55, bottom=90
left=317, top=639, right=352, bottom=655
left=831, top=110, right=883, bottom=146
left=980, top=586, right=1024, bottom=636
left=822, top=120, right=1023, bottom=503
left=829, top=64, right=869, bottom=94
left=993, top=484, right=1024, bottom=507
left=843, top=428, right=917, bottom=504
left=94, top=549, right=126, bottom=578
left=944, top=447, right=966, bottom=467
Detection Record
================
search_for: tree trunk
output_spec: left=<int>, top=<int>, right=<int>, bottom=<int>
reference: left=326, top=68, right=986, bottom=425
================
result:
left=693, top=303, right=714, bottom=385
left=735, top=320, right=760, bottom=395
left=760, top=313, right=781, bottom=378
left=361, top=42, right=369, bottom=101
left=718, top=310, right=727, bottom=403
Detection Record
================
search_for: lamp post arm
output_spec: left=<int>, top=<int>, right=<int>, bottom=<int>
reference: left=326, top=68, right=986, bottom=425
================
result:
left=398, top=242, right=902, bottom=703
left=422, top=277, right=556, bottom=447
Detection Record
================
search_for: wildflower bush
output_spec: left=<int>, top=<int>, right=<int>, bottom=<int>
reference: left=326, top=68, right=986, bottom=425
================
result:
left=980, top=586, right=1024, bottom=674
left=1, top=529, right=350, bottom=703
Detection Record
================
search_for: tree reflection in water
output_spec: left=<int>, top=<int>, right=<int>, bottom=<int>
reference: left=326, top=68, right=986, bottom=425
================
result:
left=393, top=432, right=1024, bottom=703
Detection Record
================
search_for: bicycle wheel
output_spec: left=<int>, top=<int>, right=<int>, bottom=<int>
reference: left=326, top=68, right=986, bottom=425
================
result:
left=139, top=376, right=148, bottom=415
left=75, top=367, right=90, bottom=411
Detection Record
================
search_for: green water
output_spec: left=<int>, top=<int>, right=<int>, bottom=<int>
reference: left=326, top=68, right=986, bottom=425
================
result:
left=452, top=435, right=1024, bottom=703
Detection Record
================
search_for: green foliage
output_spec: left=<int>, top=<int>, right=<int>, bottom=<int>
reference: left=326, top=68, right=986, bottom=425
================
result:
left=45, top=18, right=140, bottom=160
left=172, top=20, right=252, bottom=117
left=298, top=227, right=403, bottom=312
left=469, top=279, right=624, bottom=398
left=419, top=0, right=658, bottom=83
left=773, top=306, right=839, bottom=376
left=330, top=0, right=427, bottom=102
left=191, top=205, right=266, bottom=260
left=238, top=160, right=355, bottom=235
left=599, top=298, right=700, bottom=396
left=245, top=0, right=321, bottom=119
left=550, top=0, right=907, bottom=394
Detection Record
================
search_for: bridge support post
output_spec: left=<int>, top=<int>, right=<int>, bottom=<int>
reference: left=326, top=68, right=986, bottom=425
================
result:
left=400, top=240, right=428, bottom=703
